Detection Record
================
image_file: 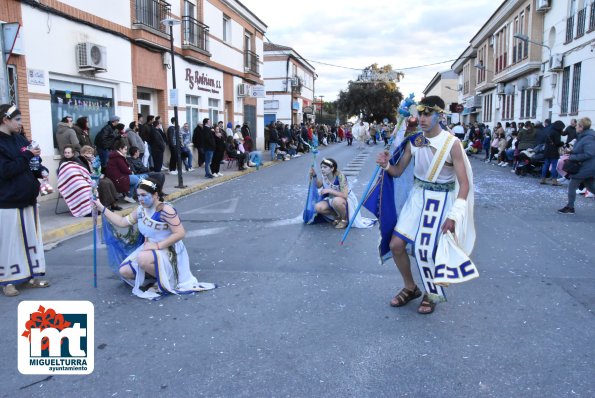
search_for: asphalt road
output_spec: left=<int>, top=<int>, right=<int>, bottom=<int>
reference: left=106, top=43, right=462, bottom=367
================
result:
left=1, top=142, right=594, bottom=397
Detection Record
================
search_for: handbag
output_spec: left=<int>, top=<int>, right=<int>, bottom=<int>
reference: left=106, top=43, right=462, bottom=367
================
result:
left=562, top=159, right=581, bottom=174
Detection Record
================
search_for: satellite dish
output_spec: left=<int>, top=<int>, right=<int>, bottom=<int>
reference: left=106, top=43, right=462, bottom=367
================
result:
left=516, top=78, right=528, bottom=91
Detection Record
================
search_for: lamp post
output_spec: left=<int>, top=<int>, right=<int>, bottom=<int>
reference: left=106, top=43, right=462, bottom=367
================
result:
left=319, top=95, right=324, bottom=119
left=162, top=17, right=185, bottom=188
left=513, top=33, right=551, bottom=58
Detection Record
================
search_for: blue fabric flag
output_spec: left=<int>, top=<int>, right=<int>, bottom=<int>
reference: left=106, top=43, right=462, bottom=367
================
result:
left=101, top=213, right=144, bottom=275
left=363, top=132, right=422, bottom=263
left=303, top=176, right=322, bottom=224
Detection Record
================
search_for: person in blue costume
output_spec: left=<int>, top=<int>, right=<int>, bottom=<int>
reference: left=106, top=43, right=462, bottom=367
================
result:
left=94, top=177, right=214, bottom=299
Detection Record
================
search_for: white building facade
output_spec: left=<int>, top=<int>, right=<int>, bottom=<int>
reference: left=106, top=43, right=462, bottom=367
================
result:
left=1, top=0, right=266, bottom=197
left=262, top=43, right=316, bottom=126
left=448, top=0, right=595, bottom=128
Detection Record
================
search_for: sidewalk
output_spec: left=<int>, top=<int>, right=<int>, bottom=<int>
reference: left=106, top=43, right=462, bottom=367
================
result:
left=39, top=161, right=274, bottom=246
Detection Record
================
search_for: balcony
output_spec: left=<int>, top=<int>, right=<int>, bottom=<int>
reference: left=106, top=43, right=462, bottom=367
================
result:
left=244, top=50, right=259, bottom=76
left=134, top=0, right=171, bottom=35
left=576, top=7, right=586, bottom=38
left=182, top=16, right=210, bottom=55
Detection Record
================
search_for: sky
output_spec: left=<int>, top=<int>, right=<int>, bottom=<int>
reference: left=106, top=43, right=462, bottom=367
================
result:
left=241, top=0, right=503, bottom=102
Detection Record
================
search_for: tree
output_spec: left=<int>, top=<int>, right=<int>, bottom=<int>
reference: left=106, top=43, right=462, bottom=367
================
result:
left=336, top=64, right=404, bottom=123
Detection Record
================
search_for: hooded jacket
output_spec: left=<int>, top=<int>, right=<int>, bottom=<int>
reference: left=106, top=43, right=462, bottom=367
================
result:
left=56, top=122, right=81, bottom=154
left=543, top=120, right=565, bottom=159
left=0, top=132, right=41, bottom=208
left=569, top=128, right=595, bottom=180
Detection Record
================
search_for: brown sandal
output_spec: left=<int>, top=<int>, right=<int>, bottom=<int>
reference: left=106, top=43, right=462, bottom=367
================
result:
left=390, top=286, right=422, bottom=307
left=417, top=294, right=436, bottom=314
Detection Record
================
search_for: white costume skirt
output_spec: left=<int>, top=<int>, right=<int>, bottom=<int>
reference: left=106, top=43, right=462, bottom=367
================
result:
left=0, top=206, right=46, bottom=285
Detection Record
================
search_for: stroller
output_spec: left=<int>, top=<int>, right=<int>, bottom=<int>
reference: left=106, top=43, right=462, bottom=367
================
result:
left=515, top=144, right=545, bottom=176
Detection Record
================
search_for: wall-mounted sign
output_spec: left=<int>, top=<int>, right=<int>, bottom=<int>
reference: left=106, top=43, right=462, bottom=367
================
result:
left=264, top=100, right=279, bottom=110
left=292, top=101, right=300, bottom=110
left=27, top=69, right=45, bottom=86
left=185, top=68, right=222, bottom=94
left=2, top=23, right=24, bottom=55
left=303, top=106, right=313, bottom=114
left=169, top=88, right=178, bottom=107
left=251, top=85, right=266, bottom=98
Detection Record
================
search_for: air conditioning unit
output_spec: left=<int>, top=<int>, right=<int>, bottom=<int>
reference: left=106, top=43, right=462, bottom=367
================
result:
left=76, top=42, right=107, bottom=71
left=536, top=0, right=551, bottom=13
left=496, top=83, right=505, bottom=94
left=291, top=77, right=302, bottom=87
left=549, top=53, right=564, bottom=71
left=237, top=83, right=250, bottom=97
left=528, top=75, right=541, bottom=88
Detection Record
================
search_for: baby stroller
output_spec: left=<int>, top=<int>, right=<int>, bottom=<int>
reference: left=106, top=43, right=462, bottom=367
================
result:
left=516, top=144, right=544, bottom=176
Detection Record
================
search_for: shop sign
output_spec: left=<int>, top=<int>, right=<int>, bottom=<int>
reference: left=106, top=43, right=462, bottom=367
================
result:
left=303, top=106, right=313, bottom=114
left=185, top=68, right=222, bottom=94
left=27, top=69, right=45, bottom=86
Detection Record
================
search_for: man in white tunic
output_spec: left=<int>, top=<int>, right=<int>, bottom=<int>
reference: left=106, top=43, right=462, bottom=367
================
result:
left=376, top=96, right=476, bottom=314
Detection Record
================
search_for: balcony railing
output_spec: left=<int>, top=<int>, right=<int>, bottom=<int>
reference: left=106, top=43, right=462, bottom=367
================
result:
left=244, top=50, right=259, bottom=75
left=576, top=7, right=586, bottom=38
left=182, top=16, right=209, bottom=53
left=590, top=2, right=595, bottom=32
left=134, top=0, right=171, bottom=34
left=565, top=15, right=574, bottom=43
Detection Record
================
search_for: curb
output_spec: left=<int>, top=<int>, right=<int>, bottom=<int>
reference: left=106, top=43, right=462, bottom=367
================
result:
left=42, top=161, right=277, bottom=246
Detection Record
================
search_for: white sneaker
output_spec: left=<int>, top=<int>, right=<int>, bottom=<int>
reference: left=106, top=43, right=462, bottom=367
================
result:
left=123, top=196, right=136, bottom=203
left=169, top=170, right=178, bottom=175
left=557, top=177, right=566, bottom=183
left=585, top=191, right=594, bottom=198
left=576, top=188, right=587, bottom=194
left=187, top=168, right=194, bottom=172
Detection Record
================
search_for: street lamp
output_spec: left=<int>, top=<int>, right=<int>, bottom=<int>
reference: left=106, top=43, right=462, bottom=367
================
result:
left=161, top=17, right=185, bottom=188
left=513, top=33, right=551, bottom=57
left=319, top=95, right=324, bottom=118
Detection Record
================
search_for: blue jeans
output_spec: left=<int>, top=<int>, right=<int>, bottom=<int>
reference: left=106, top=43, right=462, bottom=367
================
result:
left=505, top=148, right=515, bottom=161
left=99, top=148, right=109, bottom=168
left=181, top=147, right=193, bottom=170
left=129, top=174, right=140, bottom=197
left=541, top=158, right=559, bottom=179
left=270, top=143, right=278, bottom=161
left=204, top=150, right=214, bottom=177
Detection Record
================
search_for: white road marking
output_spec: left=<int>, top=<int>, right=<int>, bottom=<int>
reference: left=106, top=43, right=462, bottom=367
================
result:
left=185, top=197, right=239, bottom=214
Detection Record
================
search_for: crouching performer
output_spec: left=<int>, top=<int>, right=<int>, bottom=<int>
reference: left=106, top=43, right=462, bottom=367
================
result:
left=376, top=96, right=478, bottom=314
left=94, top=177, right=215, bottom=299
left=307, top=158, right=375, bottom=229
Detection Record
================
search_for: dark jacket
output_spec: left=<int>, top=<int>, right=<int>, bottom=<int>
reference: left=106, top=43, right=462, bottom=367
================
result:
left=192, top=124, right=203, bottom=149
left=95, top=122, right=118, bottom=150
left=543, top=121, right=565, bottom=159
left=517, top=127, right=536, bottom=151
left=148, top=125, right=166, bottom=151
left=569, top=129, right=595, bottom=179
left=167, top=125, right=178, bottom=148
left=127, top=156, right=150, bottom=174
left=564, top=125, right=577, bottom=143
left=0, top=132, right=41, bottom=208
left=269, top=128, right=279, bottom=144
left=73, top=125, right=93, bottom=148
left=201, top=125, right=216, bottom=151
left=104, top=151, right=131, bottom=193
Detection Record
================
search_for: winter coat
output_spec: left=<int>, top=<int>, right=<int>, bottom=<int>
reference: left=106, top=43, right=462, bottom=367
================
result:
left=126, top=128, right=145, bottom=152
left=104, top=151, right=132, bottom=193
left=0, top=132, right=42, bottom=208
left=569, top=129, right=595, bottom=180
left=543, top=121, right=565, bottom=159
left=56, top=122, right=81, bottom=154
left=517, top=127, right=536, bottom=151
left=200, top=125, right=216, bottom=151
left=95, top=123, right=118, bottom=151
left=72, top=125, right=93, bottom=148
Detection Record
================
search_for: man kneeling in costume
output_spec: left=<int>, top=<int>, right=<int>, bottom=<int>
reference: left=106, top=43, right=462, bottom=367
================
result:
left=376, top=96, right=476, bottom=314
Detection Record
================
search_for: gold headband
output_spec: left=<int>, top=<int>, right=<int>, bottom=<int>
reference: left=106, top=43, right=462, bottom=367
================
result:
left=321, top=158, right=333, bottom=167
left=139, top=179, right=157, bottom=191
left=416, top=104, right=445, bottom=114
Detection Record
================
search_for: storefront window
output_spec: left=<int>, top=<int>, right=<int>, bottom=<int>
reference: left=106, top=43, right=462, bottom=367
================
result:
left=208, top=98, right=219, bottom=124
left=50, top=80, right=115, bottom=149
left=186, top=94, right=200, bottom=129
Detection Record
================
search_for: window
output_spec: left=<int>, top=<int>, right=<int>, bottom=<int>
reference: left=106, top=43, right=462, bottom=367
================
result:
left=186, top=95, right=200, bottom=128
left=570, top=62, right=581, bottom=114
left=531, top=90, right=538, bottom=118
left=223, top=15, right=230, bottom=42
left=134, top=0, right=171, bottom=34
left=502, top=94, right=515, bottom=120
left=520, top=89, right=526, bottom=118
left=483, top=94, right=492, bottom=122
left=7, top=65, right=18, bottom=106
left=519, top=89, right=535, bottom=119
left=208, top=98, right=219, bottom=124
left=560, top=66, right=571, bottom=114
left=49, top=80, right=115, bottom=148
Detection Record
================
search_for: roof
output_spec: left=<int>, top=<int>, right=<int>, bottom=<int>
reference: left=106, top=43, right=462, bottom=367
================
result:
left=263, top=42, right=316, bottom=73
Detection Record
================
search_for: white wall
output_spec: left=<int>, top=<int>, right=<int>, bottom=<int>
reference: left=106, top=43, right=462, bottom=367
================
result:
left=59, top=0, right=130, bottom=27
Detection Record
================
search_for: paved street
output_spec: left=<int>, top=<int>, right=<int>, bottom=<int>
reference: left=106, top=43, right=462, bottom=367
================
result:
left=1, top=143, right=594, bottom=397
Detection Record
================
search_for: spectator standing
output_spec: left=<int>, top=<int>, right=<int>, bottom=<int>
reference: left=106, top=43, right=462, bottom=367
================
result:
left=0, top=104, right=49, bottom=296
left=269, top=123, right=280, bottom=160
left=56, top=115, right=81, bottom=154
left=180, top=122, right=193, bottom=172
left=95, top=115, right=120, bottom=167
left=192, top=122, right=205, bottom=168
left=167, top=117, right=180, bottom=174
left=149, top=118, right=166, bottom=172
left=211, top=124, right=226, bottom=177
left=126, top=121, right=144, bottom=158
left=73, top=116, right=93, bottom=148
left=241, top=121, right=251, bottom=139
left=201, top=118, right=215, bottom=178
left=540, top=120, right=565, bottom=185
left=558, top=117, right=595, bottom=214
